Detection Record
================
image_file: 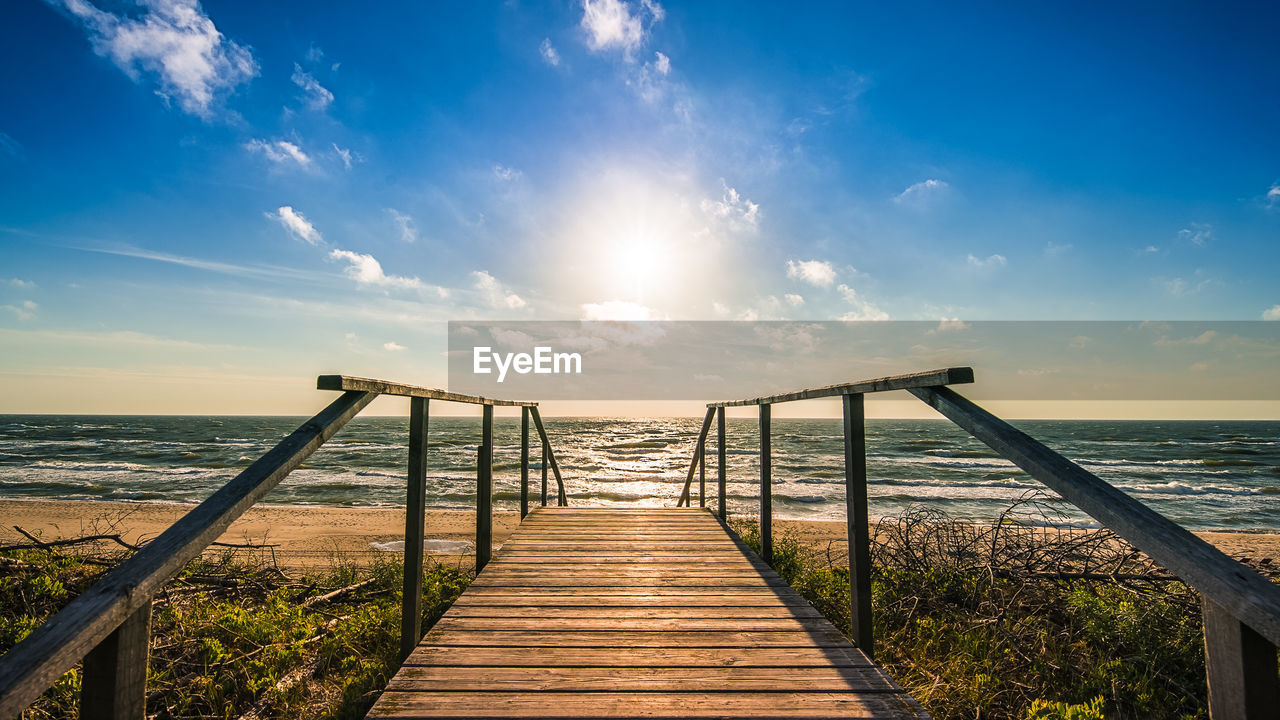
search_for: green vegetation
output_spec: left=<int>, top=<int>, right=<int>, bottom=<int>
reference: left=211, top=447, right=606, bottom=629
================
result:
left=730, top=507, right=1214, bottom=720
left=1, top=545, right=469, bottom=719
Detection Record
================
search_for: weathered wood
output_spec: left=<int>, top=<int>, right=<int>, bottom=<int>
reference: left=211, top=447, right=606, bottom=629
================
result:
left=317, top=375, right=536, bottom=406
left=519, top=406, right=529, bottom=519
left=0, top=390, right=375, bottom=719
left=909, top=385, right=1280, bottom=647
left=403, top=646, right=873, bottom=668
left=400, top=397, right=429, bottom=661
left=699, top=433, right=706, bottom=508
left=477, top=405, right=494, bottom=572
left=677, top=408, right=715, bottom=507
left=528, top=406, right=567, bottom=506
left=717, top=407, right=727, bottom=520
left=369, top=691, right=925, bottom=718
left=760, top=403, right=772, bottom=564
left=540, top=436, right=548, bottom=507
left=79, top=602, right=150, bottom=720
left=843, top=393, right=873, bottom=658
left=709, top=367, right=973, bottom=407
left=1203, top=599, right=1280, bottom=719
left=386, top=665, right=901, bottom=692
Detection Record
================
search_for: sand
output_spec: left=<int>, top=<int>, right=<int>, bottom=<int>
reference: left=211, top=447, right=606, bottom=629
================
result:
left=2, top=499, right=1278, bottom=568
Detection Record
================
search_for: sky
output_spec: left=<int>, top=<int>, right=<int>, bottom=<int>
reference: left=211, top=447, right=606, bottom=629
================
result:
left=1, top=1, right=1279, bottom=416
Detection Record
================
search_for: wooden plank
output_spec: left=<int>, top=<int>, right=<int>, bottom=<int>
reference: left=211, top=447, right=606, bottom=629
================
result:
left=708, top=366, right=973, bottom=407
left=368, top=691, right=926, bottom=718
left=1203, top=599, right=1280, bottom=719
left=0, top=389, right=375, bottom=719
left=79, top=602, right=150, bottom=720
left=467, top=577, right=790, bottom=588
left=450, top=594, right=819, bottom=608
left=402, top=646, right=875, bottom=668
left=317, top=374, right=536, bottom=406
left=909, top=385, right=1280, bottom=647
left=444, top=605, right=827, bottom=619
left=433, top=617, right=830, bottom=632
left=400, top=397, right=429, bottom=661
left=843, top=393, right=873, bottom=658
left=385, top=666, right=902, bottom=693
left=417, top=630, right=854, bottom=647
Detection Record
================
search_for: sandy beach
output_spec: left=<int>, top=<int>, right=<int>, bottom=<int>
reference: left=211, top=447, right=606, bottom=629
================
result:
left=3, top=498, right=1278, bottom=569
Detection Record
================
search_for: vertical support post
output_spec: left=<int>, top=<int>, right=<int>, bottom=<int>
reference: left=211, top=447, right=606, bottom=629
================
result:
left=80, top=602, right=151, bottom=720
left=842, top=393, right=874, bottom=657
left=759, top=403, right=772, bottom=564
left=477, top=404, right=494, bottom=572
left=717, top=407, right=727, bottom=521
left=699, top=434, right=706, bottom=508
left=400, top=397, right=429, bottom=661
left=1203, top=599, right=1280, bottom=719
left=540, top=437, right=548, bottom=507
left=520, top=406, right=530, bottom=519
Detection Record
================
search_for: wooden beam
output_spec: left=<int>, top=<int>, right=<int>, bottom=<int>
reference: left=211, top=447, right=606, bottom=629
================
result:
left=540, top=438, right=549, bottom=507
left=707, top=367, right=973, bottom=408
left=400, top=397, right=429, bottom=661
left=759, top=404, right=772, bottom=565
left=318, top=375, right=537, bottom=407
left=677, top=409, right=715, bottom=507
left=79, top=602, right=150, bottom=720
left=842, top=394, right=873, bottom=658
left=477, top=405, right=494, bottom=572
left=908, top=385, right=1280, bottom=648
left=1203, top=599, right=1280, bottom=719
left=520, top=407, right=530, bottom=520
left=0, top=390, right=374, bottom=718
left=529, top=407, right=567, bottom=506
left=716, top=408, right=727, bottom=521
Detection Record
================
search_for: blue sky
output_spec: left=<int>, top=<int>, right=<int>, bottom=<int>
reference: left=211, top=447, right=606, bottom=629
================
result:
left=2, top=1, right=1279, bottom=413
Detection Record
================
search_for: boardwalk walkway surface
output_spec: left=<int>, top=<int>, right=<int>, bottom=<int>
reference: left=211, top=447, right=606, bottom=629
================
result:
left=368, top=507, right=926, bottom=719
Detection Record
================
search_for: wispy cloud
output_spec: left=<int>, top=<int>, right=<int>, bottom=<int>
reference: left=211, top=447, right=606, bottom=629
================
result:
left=701, top=179, right=759, bottom=231
left=837, top=283, right=888, bottom=321
left=786, top=259, right=836, bottom=287
left=580, top=0, right=663, bottom=59
left=472, top=270, right=527, bottom=309
left=268, top=206, right=323, bottom=245
left=1044, top=241, right=1072, bottom=257
left=893, top=178, right=949, bottom=207
left=291, top=63, right=333, bottom=110
left=966, top=253, right=1007, bottom=269
left=332, top=143, right=357, bottom=170
left=245, top=139, right=313, bottom=169
left=48, top=0, right=257, bottom=118
left=539, top=38, right=560, bottom=67
left=387, top=209, right=417, bottom=243
left=8, top=278, right=35, bottom=289
left=1178, top=222, right=1213, bottom=248
left=1, top=300, right=38, bottom=321
left=784, top=293, right=804, bottom=307
left=493, top=164, right=522, bottom=181
left=329, top=249, right=424, bottom=290
left=0, top=326, right=244, bottom=351
left=1264, top=305, right=1280, bottom=321
left=383, top=341, right=405, bottom=352
left=80, top=244, right=322, bottom=283
left=0, top=131, right=20, bottom=157
left=1266, top=184, right=1280, bottom=209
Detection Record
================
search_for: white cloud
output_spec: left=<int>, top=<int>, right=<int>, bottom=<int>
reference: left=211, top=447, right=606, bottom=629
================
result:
left=1266, top=184, right=1280, bottom=208
left=472, top=270, right=527, bottom=309
left=966, top=253, right=1007, bottom=269
left=1262, top=305, right=1280, bottom=321
left=784, top=293, right=804, bottom=307
left=701, top=179, right=759, bottom=231
left=580, top=0, right=662, bottom=58
left=330, top=249, right=424, bottom=290
left=8, top=278, right=35, bottom=289
left=1044, top=241, right=1072, bottom=256
left=387, top=209, right=417, bottom=243
left=785, top=259, right=835, bottom=287
left=1142, top=245, right=1160, bottom=254
left=893, top=178, right=949, bottom=207
left=539, top=38, right=560, bottom=66
left=291, top=62, right=333, bottom=110
left=580, top=300, right=663, bottom=321
left=335, top=144, right=355, bottom=169
left=653, top=50, right=670, bottom=75
left=837, top=283, right=888, bottom=321
left=305, top=44, right=324, bottom=63
left=1, top=300, right=38, bottom=321
left=51, top=0, right=257, bottom=118
left=1178, top=222, right=1213, bottom=247
left=493, top=164, right=522, bottom=181
left=268, top=206, right=322, bottom=245
left=383, top=341, right=405, bottom=352
left=245, top=138, right=312, bottom=169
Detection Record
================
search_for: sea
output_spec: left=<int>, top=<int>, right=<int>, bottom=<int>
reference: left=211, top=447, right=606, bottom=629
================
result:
left=0, top=416, right=1277, bottom=531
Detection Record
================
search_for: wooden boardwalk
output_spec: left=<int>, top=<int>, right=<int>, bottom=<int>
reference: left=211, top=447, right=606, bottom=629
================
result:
left=368, top=507, right=925, bottom=719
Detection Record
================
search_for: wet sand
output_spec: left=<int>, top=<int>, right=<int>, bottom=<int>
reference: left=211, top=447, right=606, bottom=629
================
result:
left=2, top=499, right=1277, bottom=568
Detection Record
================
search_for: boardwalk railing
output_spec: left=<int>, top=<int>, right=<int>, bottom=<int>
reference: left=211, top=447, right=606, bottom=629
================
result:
left=678, top=367, right=1280, bottom=720
left=0, top=375, right=568, bottom=720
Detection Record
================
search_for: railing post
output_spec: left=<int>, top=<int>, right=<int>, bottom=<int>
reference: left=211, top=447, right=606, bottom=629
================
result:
left=1203, top=600, right=1280, bottom=719
left=400, top=397, right=430, bottom=661
left=699, top=434, right=706, bottom=508
left=717, top=407, right=726, bottom=521
left=842, top=393, right=873, bottom=657
left=477, top=404, right=493, bottom=572
left=540, top=437, right=548, bottom=507
left=520, top=406, right=530, bottom=519
left=759, top=403, right=772, bottom=564
left=80, top=602, right=151, bottom=720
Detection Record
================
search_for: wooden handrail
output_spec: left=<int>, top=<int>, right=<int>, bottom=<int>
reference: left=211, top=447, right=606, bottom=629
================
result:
left=707, top=367, right=973, bottom=407
left=676, top=408, right=715, bottom=507
left=529, top=406, right=568, bottom=506
left=318, top=375, right=538, bottom=406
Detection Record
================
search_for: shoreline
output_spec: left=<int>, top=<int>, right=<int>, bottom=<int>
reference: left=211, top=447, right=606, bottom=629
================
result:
left=3, top=498, right=1278, bottom=568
